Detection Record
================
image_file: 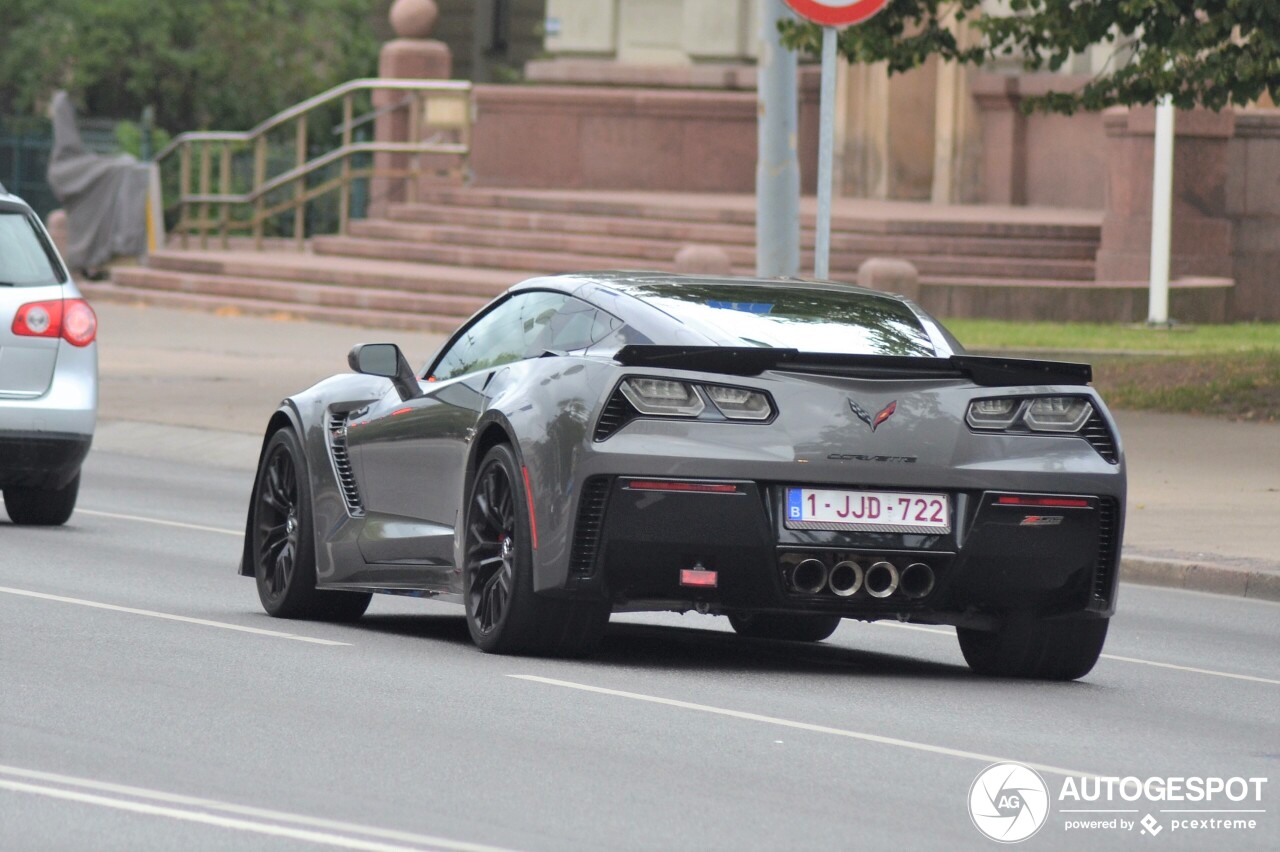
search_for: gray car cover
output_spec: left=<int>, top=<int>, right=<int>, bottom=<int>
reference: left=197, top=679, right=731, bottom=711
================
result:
left=46, top=91, right=149, bottom=270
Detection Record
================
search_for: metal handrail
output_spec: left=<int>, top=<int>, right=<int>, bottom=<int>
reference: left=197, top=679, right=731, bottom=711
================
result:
left=157, top=78, right=473, bottom=250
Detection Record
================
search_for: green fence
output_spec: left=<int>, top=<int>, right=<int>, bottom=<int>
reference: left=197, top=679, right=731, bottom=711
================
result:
left=0, top=116, right=120, bottom=219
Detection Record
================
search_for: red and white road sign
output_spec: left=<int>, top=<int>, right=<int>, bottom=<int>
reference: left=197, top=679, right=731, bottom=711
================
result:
left=783, top=0, right=889, bottom=27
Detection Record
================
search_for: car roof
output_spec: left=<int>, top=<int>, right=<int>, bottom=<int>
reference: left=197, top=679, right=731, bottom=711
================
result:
left=512, top=270, right=904, bottom=302
left=504, top=270, right=941, bottom=352
left=0, top=184, right=35, bottom=214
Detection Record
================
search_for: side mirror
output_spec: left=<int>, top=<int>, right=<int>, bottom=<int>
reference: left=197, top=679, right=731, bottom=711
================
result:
left=348, top=343, right=422, bottom=401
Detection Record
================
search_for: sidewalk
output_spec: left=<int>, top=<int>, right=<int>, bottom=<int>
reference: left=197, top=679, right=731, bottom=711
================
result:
left=90, top=302, right=1280, bottom=601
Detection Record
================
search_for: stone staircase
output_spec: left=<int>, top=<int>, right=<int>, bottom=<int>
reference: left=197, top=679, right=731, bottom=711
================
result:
left=85, top=188, right=1229, bottom=328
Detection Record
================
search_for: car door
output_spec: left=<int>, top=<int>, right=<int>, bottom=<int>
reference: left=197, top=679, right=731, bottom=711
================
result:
left=347, top=291, right=571, bottom=582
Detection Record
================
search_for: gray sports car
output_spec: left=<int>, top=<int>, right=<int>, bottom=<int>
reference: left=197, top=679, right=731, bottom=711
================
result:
left=240, top=272, right=1125, bottom=680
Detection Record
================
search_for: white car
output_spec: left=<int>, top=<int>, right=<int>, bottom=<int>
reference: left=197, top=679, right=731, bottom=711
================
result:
left=0, top=184, right=97, bottom=525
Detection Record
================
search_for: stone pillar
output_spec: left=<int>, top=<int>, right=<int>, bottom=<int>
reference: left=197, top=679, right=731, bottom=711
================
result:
left=838, top=61, right=891, bottom=199
left=837, top=57, right=937, bottom=201
left=930, top=15, right=980, bottom=204
left=1094, top=107, right=1235, bottom=283
left=972, top=76, right=1026, bottom=205
left=372, top=0, right=452, bottom=216
left=1226, top=110, right=1280, bottom=320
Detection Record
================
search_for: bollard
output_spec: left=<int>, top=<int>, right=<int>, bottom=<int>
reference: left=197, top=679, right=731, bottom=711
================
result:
left=674, top=245, right=733, bottom=276
left=857, top=257, right=920, bottom=300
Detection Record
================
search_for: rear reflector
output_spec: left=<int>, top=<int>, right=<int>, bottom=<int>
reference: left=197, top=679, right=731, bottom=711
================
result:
left=521, top=466, right=538, bottom=551
left=625, top=479, right=740, bottom=494
left=680, top=569, right=719, bottom=588
left=997, top=495, right=1091, bottom=508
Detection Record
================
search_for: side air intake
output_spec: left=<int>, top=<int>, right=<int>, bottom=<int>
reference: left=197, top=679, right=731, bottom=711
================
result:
left=328, top=412, right=364, bottom=516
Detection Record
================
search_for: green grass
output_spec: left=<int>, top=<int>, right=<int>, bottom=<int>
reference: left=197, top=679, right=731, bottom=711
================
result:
left=939, top=320, right=1280, bottom=421
left=943, top=319, right=1280, bottom=355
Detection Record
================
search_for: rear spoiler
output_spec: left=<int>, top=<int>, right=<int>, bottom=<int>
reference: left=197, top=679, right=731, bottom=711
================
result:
left=613, top=345, right=1092, bottom=387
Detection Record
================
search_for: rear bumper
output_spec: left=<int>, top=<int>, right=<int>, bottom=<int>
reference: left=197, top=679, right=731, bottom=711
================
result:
left=0, top=431, right=92, bottom=489
left=558, top=476, right=1123, bottom=623
left=0, top=339, right=96, bottom=488
left=0, top=340, right=97, bottom=437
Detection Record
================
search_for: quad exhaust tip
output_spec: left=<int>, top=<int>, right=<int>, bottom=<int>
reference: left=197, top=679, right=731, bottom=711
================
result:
left=790, top=558, right=829, bottom=595
left=864, top=561, right=899, bottom=599
left=782, top=555, right=934, bottom=599
left=900, top=562, right=936, bottom=599
left=828, top=560, right=864, bottom=597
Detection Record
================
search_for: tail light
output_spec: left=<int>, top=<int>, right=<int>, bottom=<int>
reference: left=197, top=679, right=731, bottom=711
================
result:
left=966, top=395, right=1092, bottom=434
left=620, top=378, right=705, bottom=416
left=11, top=299, right=97, bottom=347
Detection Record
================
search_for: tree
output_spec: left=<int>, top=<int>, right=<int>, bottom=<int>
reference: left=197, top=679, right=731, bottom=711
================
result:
left=780, top=0, right=1280, bottom=113
left=0, top=0, right=379, bottom=132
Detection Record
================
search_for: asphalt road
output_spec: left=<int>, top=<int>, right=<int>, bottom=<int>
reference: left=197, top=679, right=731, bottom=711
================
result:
left=2, top=450, right=1277, bottom=851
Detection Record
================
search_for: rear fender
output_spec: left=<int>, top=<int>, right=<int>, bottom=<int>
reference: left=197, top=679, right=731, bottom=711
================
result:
left=477, top=359, right=617, bottom=595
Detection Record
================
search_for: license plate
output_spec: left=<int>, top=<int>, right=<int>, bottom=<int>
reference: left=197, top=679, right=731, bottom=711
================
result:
left=785, top=487, right=951, bottom=533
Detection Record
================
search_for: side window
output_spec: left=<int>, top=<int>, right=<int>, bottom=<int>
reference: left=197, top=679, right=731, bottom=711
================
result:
left=431, top=291, right=567, bottom=381
left=536, top=296, right=612, bottom=353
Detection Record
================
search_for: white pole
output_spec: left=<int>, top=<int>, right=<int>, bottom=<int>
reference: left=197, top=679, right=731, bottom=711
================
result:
left=814, top=26, right=837, bottom=280
left=757, top=0, right=801, bottom=277
left=1148, top=95, right=1175, bottom=325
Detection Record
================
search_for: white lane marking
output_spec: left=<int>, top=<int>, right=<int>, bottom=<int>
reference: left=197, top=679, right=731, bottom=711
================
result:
left=869, top=621, right=1280, bottom=685
left=1099, top=654, right=1280, bottom=686
left=78, top=508, right=241, bottom=537
left=0, top=780, right=421, bottom=852
left=0, top=586, right=349, bottom=647
left=868, top=621, right=951, bottom=636
left=0, top=766, right=511, bottom=852
left=510, top=674, right=1095, bottom=779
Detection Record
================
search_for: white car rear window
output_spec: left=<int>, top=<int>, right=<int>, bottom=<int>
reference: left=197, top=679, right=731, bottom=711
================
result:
left=0, top=212, right=65, bottom=287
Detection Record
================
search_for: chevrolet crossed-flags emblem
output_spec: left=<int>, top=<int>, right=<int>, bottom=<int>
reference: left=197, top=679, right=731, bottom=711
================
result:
left=849, top=399, right=897, bottom=432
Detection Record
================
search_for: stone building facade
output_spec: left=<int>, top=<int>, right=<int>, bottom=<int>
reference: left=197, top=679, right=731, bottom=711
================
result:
left=405, top=0, right=1279, bottom=319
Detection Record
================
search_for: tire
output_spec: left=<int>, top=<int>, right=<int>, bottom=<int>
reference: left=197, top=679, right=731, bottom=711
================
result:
left=4, top=472, right=80, bottom=526
left=957, top=615, right=1109, bottom=680
left=251, top=428, right=371, bottom=621
left=728, top=612, right=842, bottom=643
left=463, top=443, right=608, bottom=657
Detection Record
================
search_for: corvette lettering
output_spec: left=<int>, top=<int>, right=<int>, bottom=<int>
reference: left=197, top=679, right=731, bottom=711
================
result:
left=826, top=453, right=917, bottom=463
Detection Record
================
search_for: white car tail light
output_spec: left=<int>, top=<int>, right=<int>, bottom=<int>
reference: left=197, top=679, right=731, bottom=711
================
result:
left=11, top=298, right=97, bottom=347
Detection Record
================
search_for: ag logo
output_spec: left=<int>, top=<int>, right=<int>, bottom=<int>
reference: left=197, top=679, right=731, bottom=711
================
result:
left=968, top=762, right=1050, bottom=843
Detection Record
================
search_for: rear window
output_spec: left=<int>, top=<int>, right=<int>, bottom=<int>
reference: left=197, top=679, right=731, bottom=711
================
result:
left=624, top=282, right=937, bottom=357
left=0, top=212, right=66, bottom=287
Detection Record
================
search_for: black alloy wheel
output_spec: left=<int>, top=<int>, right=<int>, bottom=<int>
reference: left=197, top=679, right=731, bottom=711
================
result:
left=256, top=442, right=301, bottom=602
left=252, top=428, right=370, bottom=621
left=465, top=454, right=517, bottom=637
left=463, top=443, right=608, bottom=657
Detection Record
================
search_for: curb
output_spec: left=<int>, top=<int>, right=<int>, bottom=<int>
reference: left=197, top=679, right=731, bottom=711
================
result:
left=1121, top=555, right=1280, bottom=603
